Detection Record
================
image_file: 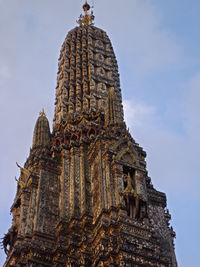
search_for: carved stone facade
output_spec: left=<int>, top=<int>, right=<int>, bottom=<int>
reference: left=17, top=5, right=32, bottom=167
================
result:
left=2, top=5, right=177, bottom=267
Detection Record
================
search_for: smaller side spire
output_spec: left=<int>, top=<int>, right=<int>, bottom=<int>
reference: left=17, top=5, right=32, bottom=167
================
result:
left=32, top=110, right=51, bottom=148
left=77, top=1, right=95, bottom=26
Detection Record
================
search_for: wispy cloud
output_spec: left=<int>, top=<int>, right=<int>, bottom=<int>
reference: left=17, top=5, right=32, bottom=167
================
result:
left=123, top=75, right=200, bottom=198
left=123, top=99, right=156, bottom=127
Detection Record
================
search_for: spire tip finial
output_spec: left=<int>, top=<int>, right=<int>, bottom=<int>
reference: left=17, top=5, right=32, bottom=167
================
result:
left=40, top=108, right=46, bottom=117
left=77, top=0, right=95, bottom=27
left=83, top=1, right=90, bottom=12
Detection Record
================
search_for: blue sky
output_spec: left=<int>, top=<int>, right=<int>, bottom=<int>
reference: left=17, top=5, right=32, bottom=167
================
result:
left=0, top=0, right=199, bottom=265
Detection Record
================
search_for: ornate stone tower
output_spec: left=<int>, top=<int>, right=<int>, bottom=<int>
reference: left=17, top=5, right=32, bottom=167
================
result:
left=2, top=2, right=177, bottom=267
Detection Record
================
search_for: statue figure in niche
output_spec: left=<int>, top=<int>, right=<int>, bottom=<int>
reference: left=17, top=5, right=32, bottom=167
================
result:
left=121, top=167, right=147, bottom=219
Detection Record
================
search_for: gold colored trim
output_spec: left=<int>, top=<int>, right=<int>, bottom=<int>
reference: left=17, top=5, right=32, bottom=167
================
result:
left=77, top=1, right=95, bottom=26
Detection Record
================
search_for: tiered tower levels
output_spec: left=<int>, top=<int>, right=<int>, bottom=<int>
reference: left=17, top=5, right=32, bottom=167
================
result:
left=2, top=4, right=177, bottom=267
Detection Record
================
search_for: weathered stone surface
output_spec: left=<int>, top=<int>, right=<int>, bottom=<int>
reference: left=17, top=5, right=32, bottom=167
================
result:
left=53, top=25, right=124, bottom=131
left=2, top=5, right=177, bottom=267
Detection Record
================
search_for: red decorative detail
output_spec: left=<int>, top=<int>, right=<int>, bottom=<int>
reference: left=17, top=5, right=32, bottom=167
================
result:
left=87, top=127, right=97, bottom=138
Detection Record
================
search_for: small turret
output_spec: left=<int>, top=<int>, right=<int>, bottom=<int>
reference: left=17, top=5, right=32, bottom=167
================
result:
left=32, top=109, right=51, bottom=148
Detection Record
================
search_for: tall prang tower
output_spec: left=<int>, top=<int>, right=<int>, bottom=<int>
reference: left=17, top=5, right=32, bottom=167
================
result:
left=2, top=2, right=177, bottom=267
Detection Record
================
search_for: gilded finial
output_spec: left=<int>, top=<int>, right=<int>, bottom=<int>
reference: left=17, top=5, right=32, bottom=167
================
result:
left=77, top=1, right=95, bottom=27
left=40, top=108, right=46, bottom=117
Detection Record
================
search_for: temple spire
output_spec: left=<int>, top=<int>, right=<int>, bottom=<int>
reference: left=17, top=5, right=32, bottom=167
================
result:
left=32, top=109, right=50, bottom=148
left=3, top=4, right=177, bottom=266
left=77, top=1, right=95, bottom=26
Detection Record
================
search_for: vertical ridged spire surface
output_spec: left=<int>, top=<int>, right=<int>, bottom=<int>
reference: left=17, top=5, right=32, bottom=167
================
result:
left=32, top=110, right=51, bottom=148
left=53, top=25, right=124, bottom=129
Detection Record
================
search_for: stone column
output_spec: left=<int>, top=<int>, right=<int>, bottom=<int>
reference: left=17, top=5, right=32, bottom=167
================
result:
left=135, top=170, right=147, bottom=201
left=70, top=147, right=81, bottom=218
left=69, top=148, right=75, bottom=218
left=99, top=143, right=108, bottom=211
left=80, top=145, right=86, bottom=216
left=60, top=150, right=71, bottom=220
left=19, top=188, right=31, bottom=237
left=112, top=163, right=124, bottom=208
left=104, top=150, right=116, bottom=209
left=74, top=147, right=81, bottom=218
left=25, top=184, right=37, bottom=235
